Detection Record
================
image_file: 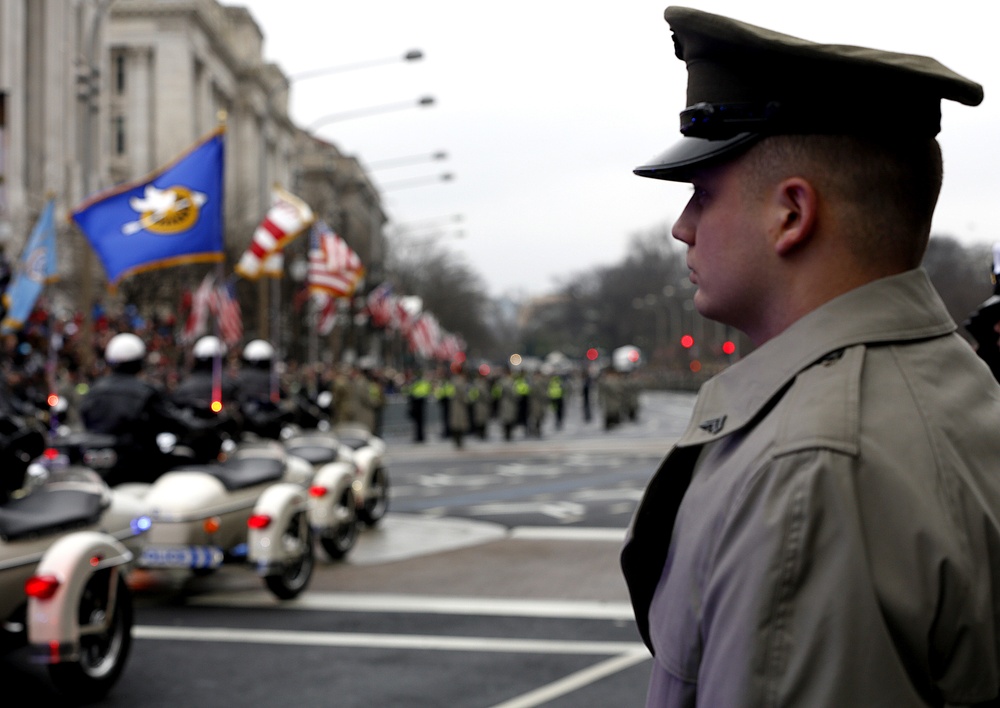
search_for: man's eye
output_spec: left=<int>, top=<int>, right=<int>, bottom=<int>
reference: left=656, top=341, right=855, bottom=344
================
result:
left=690, top=187, right=709, bottom=205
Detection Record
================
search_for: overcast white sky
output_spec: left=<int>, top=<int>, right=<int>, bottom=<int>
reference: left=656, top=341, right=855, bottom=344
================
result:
left=229, top=0, right=999, bottom=298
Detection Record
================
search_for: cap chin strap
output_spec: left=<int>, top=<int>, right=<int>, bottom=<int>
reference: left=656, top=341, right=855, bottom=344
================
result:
left=680, top=101, right=783, bottom=139
left=679, top=98, right=942, bottom=140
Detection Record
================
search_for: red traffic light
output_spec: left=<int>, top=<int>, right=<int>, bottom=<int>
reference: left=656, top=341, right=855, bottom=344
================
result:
left=722, top=341, right=736, bottom=355
left=680, top=335, right=695, bottom=349
left=586, top=348, right=599, bottom=361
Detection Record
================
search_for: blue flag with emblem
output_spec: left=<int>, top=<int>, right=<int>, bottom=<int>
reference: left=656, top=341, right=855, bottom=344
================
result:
left=71, top=128, right=225, bottom=286
left=1, top=197, right=58, bottom=333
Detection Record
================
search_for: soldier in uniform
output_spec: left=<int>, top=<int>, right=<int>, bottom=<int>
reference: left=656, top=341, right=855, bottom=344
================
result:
left=448, top=369, right=471, bottom=449
left=597, top=367, right=622, bottom=430
left=405, top=370, right=432, bottom=443
left=621, top=8, right=1000, bottom=707
left=469, top=369, right=492, bottom=440
left=527, top=370, right=548, bottom=438
left=494, top=367, right=519, bottom=441
left=433, top=368, right=455, bottom=440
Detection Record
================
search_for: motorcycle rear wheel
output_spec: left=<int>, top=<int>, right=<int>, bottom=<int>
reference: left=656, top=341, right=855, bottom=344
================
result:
left=48, top=570, right=133, bottom=701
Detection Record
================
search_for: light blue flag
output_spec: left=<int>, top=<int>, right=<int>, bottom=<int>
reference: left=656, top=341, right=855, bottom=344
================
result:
left=1, top=198, right=58, bottom=333
left=71, top=128, right=225, bottom=286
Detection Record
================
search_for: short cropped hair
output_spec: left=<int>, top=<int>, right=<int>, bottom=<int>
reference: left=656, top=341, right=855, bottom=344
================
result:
left=742, top=134, right=944, bottom=268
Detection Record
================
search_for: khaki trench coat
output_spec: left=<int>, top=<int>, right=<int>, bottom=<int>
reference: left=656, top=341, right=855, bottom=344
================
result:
left=622, top=269, right=1000, bottom=707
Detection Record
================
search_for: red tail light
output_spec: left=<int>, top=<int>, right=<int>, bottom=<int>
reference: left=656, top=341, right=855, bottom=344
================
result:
left=25, top=575, right=61, bottom=599
left=308, top=485, right=328, bottom=498
left=247, top=514, right=272, bottom=529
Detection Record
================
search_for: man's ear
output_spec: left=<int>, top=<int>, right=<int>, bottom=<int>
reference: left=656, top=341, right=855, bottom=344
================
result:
left=772, top=177, right=817, bottom=256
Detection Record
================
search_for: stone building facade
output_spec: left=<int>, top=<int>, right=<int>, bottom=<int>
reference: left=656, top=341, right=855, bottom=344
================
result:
left=0, top=0, right=385, bottom=339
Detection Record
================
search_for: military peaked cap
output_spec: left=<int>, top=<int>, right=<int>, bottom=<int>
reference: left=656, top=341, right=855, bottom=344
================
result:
left=635, top=6, right=984, bottom=181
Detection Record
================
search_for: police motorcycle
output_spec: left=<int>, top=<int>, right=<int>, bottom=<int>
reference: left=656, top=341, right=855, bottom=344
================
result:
left=330, top=419, right=389, bottom=527
left=0, top=412, right=149, bottom=701
left=289, top=369, right=390, bottom=527
left=75, top=333, right=315, bottom=600
left=237, top=341, right=362, bottom=560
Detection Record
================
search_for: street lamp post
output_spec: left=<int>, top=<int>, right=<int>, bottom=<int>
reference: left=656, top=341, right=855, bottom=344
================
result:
left=365, top=150, right=447, bottom=171
left=308, top=96, right=435, bottom=131
left=378, top=172, right=453, bottom=192
left=288, top=50, right=423, bottom=82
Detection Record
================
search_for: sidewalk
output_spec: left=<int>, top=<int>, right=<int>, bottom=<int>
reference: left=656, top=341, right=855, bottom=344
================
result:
left=308, top=514, right=632, bottom=605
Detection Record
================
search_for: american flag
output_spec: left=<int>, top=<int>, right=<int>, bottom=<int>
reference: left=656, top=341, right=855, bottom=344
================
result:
left=366, top=282, right=394, bottom=328
left=181, top=273, right=215, bottom=344
left=308, top=221, right=365, bottom=297
left=181, top=273, right=242, bottom=346
left=437, top=333, right=465, bottom=362
left=312, top=291, right=338, bottom=335
left=407, top=313, right=441, bottom=360
left=212, top=278, right=243, bottom=346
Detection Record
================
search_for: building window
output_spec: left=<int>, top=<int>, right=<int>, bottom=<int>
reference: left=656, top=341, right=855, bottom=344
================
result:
left=114, top=115, right=126, bottom=155
left=114, top=51, right=126, bottom=94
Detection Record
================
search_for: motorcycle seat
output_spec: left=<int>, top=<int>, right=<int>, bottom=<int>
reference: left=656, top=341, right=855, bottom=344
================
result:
left=176, top=456, right=286, bottom=491
left=286, top=444, right=339, bottom=466
left=0, top=488, right=105, bottom=541
left=338, top=437, right=366, bottom=452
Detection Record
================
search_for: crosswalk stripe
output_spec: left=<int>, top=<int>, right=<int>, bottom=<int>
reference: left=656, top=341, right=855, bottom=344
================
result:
left=183, top=591, right=636, bottom=620
left=134, top=625, right=646, bottom=656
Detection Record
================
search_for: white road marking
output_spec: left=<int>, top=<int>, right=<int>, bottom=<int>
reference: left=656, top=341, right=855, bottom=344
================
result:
left=510, top=526, right=627, bottom=542
left=464, top=500, right=586, bottom=521
left=185, top=591, right=636, bottom=620
left=488, top=649, right=651, bottom=708
left=134, top=625, right=644, bottom=656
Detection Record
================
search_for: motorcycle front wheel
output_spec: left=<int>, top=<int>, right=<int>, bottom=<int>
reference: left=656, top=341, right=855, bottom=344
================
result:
left=359, top=467, right=389, bottom=527
left=48, top=569, right=133, bottom=701
left=264, top=510, right=315, bottom=600
left=319, top=487, right=360, bottom=560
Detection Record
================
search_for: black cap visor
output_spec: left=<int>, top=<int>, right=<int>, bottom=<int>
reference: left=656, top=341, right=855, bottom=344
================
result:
left=634, top=132, right=760, bottom=182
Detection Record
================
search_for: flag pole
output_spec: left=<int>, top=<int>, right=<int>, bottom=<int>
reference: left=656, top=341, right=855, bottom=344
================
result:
left=210, top=269, right=223, bottom=413
left=308, top=294, right=319, bottom=391
left=270, top=257, right=281, bottom=404
left=211, top=111, right=228, bottom=415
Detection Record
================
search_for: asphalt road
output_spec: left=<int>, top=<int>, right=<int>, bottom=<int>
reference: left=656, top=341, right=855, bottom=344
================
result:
left=3, top=390, right=697, bottom=707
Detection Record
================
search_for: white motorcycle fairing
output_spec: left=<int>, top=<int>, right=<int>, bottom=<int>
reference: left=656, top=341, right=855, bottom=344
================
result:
left=121, top=441, right=316, bottom=600
left=283, top=430, right=360, bottom=559
left=27, top=530, right=132, bottom=661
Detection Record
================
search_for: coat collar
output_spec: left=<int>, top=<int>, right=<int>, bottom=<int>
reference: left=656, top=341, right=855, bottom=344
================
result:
left=678, top=269, right=956, bottom=447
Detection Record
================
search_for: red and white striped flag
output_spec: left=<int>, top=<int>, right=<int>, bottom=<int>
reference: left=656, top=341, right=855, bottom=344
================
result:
left=235, top=187, right=314, bottom=280
left=308, top=221, right=365, bottom=297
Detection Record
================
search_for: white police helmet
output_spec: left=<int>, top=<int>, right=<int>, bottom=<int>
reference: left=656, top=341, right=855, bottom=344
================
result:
left=242, top=339, right=274, bottom=363
left=193, top=335, right=226, bottom=360
left=105, top=333, right=146, bottom=365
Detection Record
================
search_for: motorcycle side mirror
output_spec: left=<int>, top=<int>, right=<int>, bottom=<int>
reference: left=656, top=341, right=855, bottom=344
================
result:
left=316, top=391, right=333, bottom=409
left=156, top=432, right=178, bottom=453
